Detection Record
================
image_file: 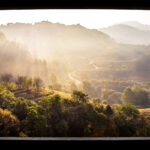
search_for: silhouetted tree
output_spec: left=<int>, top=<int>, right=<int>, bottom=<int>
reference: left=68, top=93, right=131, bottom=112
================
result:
left=72, top=90, right=89, bottom=103
left=0, top=74, right=14, bottom=87
left=33, top=77, right=43, bottom=93
left=104, top=105, right=114, bottom=116
left=15, top=76, right=27, bottom=89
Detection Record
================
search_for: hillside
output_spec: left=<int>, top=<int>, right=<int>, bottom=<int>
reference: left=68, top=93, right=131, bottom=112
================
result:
left=123, top=21, right=150, bottom=31
left=0, top=21, right=120, bottom=84
left=100, top=24, right=150, bottom=45
left=0, top=32, right=50, bottom=84
left=1, top=21, right=150, bottom=89
left=0, top=21, right=115, bottom=61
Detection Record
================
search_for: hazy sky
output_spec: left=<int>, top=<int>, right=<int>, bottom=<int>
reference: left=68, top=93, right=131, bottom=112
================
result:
left=1, top=9, right=150, bottom=29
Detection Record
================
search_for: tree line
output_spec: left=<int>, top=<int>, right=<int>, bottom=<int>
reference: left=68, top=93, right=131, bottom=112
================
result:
left=0, top=74, right=150, bottom=137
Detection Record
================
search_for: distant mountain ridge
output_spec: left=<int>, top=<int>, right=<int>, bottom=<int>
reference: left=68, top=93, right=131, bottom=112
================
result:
left=1, top=21, right=150, bottom=82
left=99, top=21, right=150, bottom=45
left=123, top=21, right=150, bottom=31
left=0, top=21, right=115, bottom=60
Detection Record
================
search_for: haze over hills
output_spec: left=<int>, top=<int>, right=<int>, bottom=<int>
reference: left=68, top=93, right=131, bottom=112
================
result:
left=99, top=22, right=150, bottom=45
left=0, top=21, right=120, bottom=85
left=0, top=21, right=115, bottom=61
left=1, top=21, right=150, bottom=86
left=0, top=31, right=50, bottom=83
left=123, top=21, right=150, bottom=31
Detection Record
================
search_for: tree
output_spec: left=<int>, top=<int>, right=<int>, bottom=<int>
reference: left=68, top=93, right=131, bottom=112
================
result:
left=33, top=77, right=43, bottom=93
left=25, top=77, right=33, bottom=90
left=72, top=90, right=89, bottom=103
left=116, top=104, right=140, bottom=119
left=82, top=80, right=96, bottom=98
left=107, top=92, right=122, bottom=105
left=114, top=104, right=140, bottom=136
left=95, top=104, right=104, bottom=113
left=131, top=85, right=149, bottom=107
left=13, top=98, right=29, bottom=121
left=0, top=108, right=20, bottom=136
left=136, top=115, right=150, bottom=136
left=104, top=105, right=114, bottom=116
left=0, top=88, right=16, bottom=111
left=0, top=73, right=14, bottom=84
left=15, top=76, right=27, bottom=89
left=121, top=87, right=135, bottom=105
left=22, top=106, right=47, bottom=137
left=92, top=98, right=101, bottom=104
left=38, top=94, right=68, bottom=136
left=121, top=85, right=149, bottom=107
left=20, top=77, right=33, bottom=90
left=101, top=88, right=114, bottom=101
left=0, top=74, right=14, bottom=89
left=46, top=94, right=68, bottom=136
left=63, top=103, right=98, bottom=136
left=49, top=72, right=62, bottom=91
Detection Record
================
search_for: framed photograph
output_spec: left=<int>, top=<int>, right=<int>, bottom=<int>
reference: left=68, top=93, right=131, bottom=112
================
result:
left=0, top=2, right=150, bottom=145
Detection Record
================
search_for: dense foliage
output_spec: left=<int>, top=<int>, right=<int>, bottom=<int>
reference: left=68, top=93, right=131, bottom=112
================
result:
left=0, top=75, right=150, bottom=137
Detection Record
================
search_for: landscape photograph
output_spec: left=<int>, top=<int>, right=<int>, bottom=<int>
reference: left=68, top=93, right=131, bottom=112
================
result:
left=1, top=9, right=150, bottom=137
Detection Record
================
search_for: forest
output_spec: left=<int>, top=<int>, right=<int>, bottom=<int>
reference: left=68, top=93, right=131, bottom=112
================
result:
left=1, top=73, right=150, bottom=137
left=1, top=21, right=150, bottom=137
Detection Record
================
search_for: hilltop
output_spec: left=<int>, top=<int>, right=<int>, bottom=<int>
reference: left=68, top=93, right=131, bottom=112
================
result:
left=0, top=21, right=114, bottom=60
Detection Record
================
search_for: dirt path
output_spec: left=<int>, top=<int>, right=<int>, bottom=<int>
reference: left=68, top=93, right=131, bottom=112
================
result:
left=68, top=72, right=82, bottom=85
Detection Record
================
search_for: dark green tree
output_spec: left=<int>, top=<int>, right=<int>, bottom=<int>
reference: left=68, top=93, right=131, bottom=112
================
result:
left=121, top=87, right=135, bottom=105
left=104, top=105, right=114, bottom=116
left=72, top=90, right=89, bottom=103
left=22, top=106, right=47, bottom=137
left=13, top=98, right=29, bottom=121
left=114, top=104, right=140, bottom=136
left=33, top=77, right=43, bottom=93
left=0, top=108, right=20, bottom=136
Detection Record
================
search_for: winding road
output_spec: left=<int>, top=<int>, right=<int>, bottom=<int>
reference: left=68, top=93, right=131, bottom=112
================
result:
left=68, top=72, right=82, bottom=85
left=89, top=60, right=100, bottom=70
left=68, top=58, right=136, bottom=86
left=68, top=59, right=100, bottom=85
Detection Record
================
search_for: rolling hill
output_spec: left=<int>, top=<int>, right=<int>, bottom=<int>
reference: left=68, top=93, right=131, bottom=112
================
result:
left=1, top=21, right=150, bottom=85
left=0, top=21, right=115, bottom=61
left=99, top=23, right=150, bottom=45
left=123, top=21, right=150, bottom=31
